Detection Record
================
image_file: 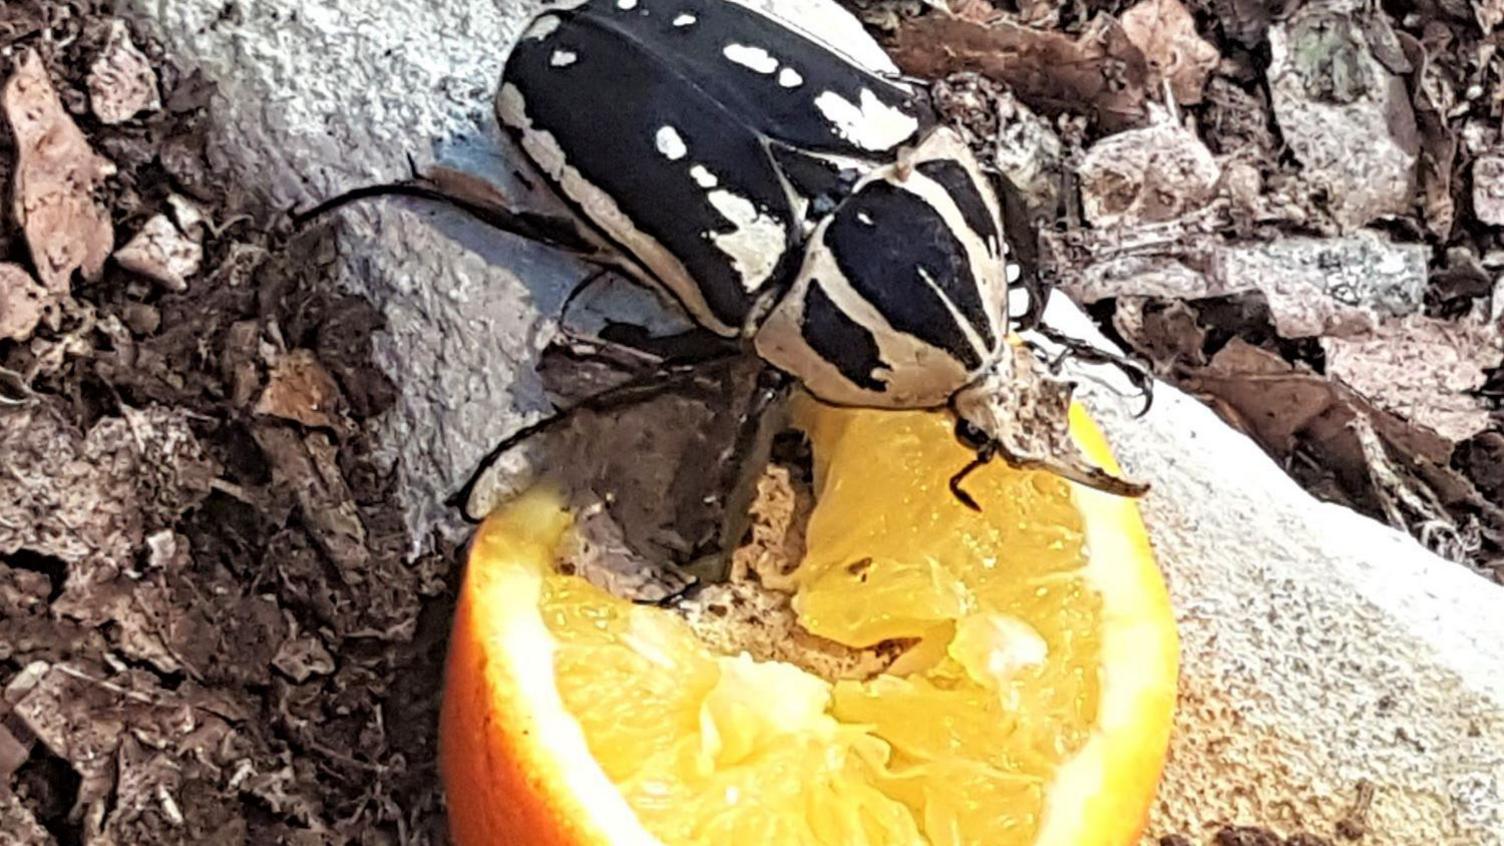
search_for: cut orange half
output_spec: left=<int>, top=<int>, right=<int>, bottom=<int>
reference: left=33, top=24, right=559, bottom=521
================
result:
left=441, top=397, right=1178, bottom=846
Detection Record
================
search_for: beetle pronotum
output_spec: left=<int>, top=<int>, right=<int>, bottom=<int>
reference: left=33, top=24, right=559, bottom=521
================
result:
left=300, top=0, right=1148, bottom=518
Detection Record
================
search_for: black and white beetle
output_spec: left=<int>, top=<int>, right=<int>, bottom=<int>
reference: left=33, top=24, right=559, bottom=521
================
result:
left=301, top=0, right=1147, bottom=518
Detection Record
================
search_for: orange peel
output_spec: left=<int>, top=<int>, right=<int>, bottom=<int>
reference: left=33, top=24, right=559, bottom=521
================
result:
left=441, top=398, right=1178, bottom=845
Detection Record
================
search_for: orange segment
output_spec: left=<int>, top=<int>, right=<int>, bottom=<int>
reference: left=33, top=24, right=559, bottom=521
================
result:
left=441, top=399, right=1179, bottom=845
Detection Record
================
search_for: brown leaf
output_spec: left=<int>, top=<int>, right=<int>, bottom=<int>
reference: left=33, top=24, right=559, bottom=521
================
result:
left=889, top=13, right=1151, bottom=130
left=0, top=261, right=48, bottom=342
left=1182, top=339, right=1338, bottom=453
left=4, top=50, right=117, bottom=294
left=1120, top=0, right=1222, bottom=105
left=254, top=349, right=343, bottom=429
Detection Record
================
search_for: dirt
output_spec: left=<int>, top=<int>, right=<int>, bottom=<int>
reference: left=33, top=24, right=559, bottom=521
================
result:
left=0, top=3, right=448, bottom=842
left=1, top=1, right=1499, bottom=845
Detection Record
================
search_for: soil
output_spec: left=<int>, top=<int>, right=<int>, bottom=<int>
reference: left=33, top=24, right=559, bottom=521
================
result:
left=1, top=3, right=450, bottom=842
left=0, top=0, right=1497, bottom=845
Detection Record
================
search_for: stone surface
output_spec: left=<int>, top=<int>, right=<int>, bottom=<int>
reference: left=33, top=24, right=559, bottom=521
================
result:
left=133, top=1, right=1504, bottom=844
left=1077, top=116, right=1220, bottom=228
left=1038, top=302, right=1504, bottom=846
left=1266, top=4, right=1419, bottom=229
left=1070, top=232, right=1428, bottom=341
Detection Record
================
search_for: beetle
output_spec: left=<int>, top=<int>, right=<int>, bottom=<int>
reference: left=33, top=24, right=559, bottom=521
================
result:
left=300, top=0, right=1147, bottom=519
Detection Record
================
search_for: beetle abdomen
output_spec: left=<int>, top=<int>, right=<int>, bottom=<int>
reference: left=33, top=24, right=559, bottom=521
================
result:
left=754, top=127, right=1012, bottom=409
left=499, top=0, right=933, bottom=336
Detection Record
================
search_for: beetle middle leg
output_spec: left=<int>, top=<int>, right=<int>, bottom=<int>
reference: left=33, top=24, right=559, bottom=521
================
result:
left=451, top=350, right=747, bottom=520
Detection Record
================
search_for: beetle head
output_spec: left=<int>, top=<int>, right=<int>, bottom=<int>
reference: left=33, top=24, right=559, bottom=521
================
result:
left=947, top=348, right=1149, bottom=510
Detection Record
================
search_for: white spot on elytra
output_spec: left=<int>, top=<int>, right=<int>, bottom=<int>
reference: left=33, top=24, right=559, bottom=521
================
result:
left=690, top=165, right=718, bottom=189
left=673, top=13, right=697, bottom=26
left=778, top=67, right=803, bottom=88
left=617, top=0, right=638, bottom=8
left=706, top=190, right=785, bottom=292
left=523, top=15, right=561, bottom=40
left=813, top=88, right=919, bottom=151
left=497, top=82, right=736, bottom=337
left=656, top=126, right=687, bottom=161
left=723, top=43, right=779, bottom=75
left=550, top=50, right=578, bottom=67
left=1005, top=263, right=1021, bottom=283
left=857, top=211, right=874, bottom=226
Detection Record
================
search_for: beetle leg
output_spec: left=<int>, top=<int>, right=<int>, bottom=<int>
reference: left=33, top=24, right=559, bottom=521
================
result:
left=291, top=179, right=607, bottom=256
left=948, top=442, right=998, bottom=512
left=1025, top=325, right=1156, bottom=418
left=451, top=352, right=745, bottom=521
left=989, top=440, right=1151, bottom=499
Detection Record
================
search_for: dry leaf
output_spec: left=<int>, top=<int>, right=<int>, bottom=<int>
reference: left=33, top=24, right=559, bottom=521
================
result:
left=4, top=50, right=117, bottom=294
left=1183, top=339, right=1338, bottom=452
left=254, top=349, right=343, bottom=429
left=252, top=425, right=369, bottom=572
left=1120, top=0, right=1221, bottom=105
left=1113, top=297, right=1207, bottom=372
left=1322, top=315, right=1501, bottom=442
left=114, top=214, right=202, bottom=291
left=87, top=20, right=160, bottom=125
left=0, top=261, right=48, bottom=341
left=889, top=13, right=1151, bottom=130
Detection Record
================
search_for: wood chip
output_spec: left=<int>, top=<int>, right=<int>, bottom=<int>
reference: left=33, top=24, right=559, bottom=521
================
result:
left=0, top=261, right=48, bottom=341
left=253, top=349, right=343, bottom=429
left=114, top=214, right=202, bottom=291
left=4, top=50, right=117, bottom=295
left=87, top=20, right=161, bottom=124
left=1120, top=0, right=1221, bottom=105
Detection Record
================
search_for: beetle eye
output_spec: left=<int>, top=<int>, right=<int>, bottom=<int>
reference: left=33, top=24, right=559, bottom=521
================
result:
left=955, top=419, right=989, bottom=451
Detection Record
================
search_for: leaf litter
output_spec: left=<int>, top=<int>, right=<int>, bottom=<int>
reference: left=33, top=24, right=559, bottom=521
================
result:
left=0, top=6, right=441, bottom=843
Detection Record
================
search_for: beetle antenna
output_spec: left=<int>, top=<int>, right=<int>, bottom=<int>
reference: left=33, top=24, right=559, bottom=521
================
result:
left=291, top=181, right=599, bottom=255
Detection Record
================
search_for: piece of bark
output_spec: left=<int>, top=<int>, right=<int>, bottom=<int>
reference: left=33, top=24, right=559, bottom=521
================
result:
left=4, top=50, right=117, bottom=295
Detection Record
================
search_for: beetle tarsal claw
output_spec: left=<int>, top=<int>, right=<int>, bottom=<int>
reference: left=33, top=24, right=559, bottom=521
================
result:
left=951, top=347, right=1150, bottom=501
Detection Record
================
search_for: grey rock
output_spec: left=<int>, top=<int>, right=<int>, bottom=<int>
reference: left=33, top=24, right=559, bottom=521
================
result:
left=1267, top=4, right=1419, bottom=229
left=1211, top=233, right=1428, bottom=337
left=1473, top=152, right=1504, bottom=226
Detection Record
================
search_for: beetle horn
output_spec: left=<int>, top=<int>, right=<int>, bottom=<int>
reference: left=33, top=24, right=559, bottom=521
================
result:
left=950, top=347, right=1149, bottom=505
